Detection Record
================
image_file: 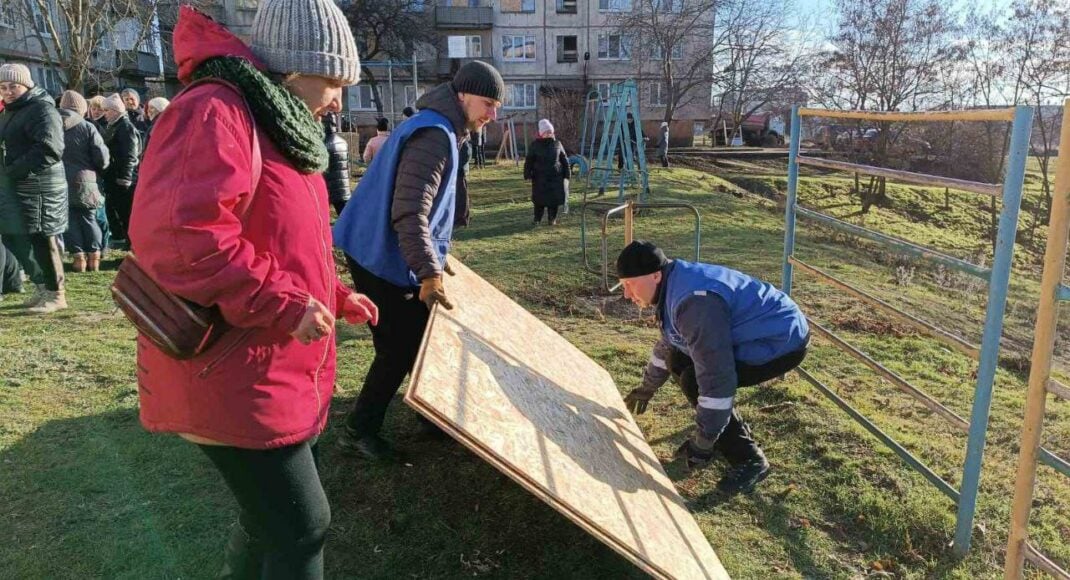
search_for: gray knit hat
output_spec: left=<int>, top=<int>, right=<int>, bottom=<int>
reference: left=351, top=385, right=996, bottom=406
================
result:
left=249, top=0, right=360, bottom=86
left=0, top=63, right=34, bottom=89
left=60, top=90, right=88, bottom=116
left=451, top=61, right=505, bottom=102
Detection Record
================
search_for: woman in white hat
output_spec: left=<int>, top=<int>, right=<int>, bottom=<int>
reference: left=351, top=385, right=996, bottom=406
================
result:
left=523, top=118, right=571, bottom=225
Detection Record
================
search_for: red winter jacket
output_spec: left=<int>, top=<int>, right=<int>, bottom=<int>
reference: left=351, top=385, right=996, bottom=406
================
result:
left=128, top=7, right=352, bottom=449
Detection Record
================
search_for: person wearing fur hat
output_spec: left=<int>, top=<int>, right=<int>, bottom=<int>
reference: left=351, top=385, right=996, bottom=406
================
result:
left=100, top=93, right=140, bottom=248
left=617, top=240, right=810, bottom=495
left=0, top=63, right=69, bottom=314
left=523, top=118, right=570, bottom=226
left=127, top=2, right=377, bottom=576
left=332, top=59, right=504, bottom=461
left=58, top=90, right=109, bottom=272
left=656, top=121, right=670, bottom=168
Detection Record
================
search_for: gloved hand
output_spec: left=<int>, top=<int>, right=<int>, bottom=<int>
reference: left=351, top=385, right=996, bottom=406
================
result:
left=419, top=275, right=454, bottom=310
left=674, top=431, right=717, bottom=470
left=623, top=386, right=655, bottom=415
left=443, top=261, right=456, bottom=276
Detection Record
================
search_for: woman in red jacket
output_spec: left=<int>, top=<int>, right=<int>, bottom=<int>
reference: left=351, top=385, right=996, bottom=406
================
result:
left=128, top=2, right=374, bottom=577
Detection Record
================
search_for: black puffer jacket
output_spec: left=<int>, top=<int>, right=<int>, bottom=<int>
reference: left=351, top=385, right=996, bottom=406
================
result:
left=0, top=86, right=68, bottom=236
left=60, top=109, right=110, bottom=209
left=392, top=82, right=469, bottom=281
left=524, top=137, right=570, bottom=207
left=102, top=113, right=140, bottom=191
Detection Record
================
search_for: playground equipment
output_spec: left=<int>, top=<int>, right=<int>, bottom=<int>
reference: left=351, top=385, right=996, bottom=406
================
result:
left=1005, top=99, right=1070, bottom=580
left=580, top=198, right=700, bottom=292
left=781, top=105, right=1033, bottom=557
left=496, top=115, right=520, bottom=167
left=579, top=80, right=651, bottom=202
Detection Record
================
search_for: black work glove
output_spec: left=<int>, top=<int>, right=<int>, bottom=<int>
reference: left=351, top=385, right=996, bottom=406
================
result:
left=623, top=386, right=655, bottom=415
left=674, top=431, right=717, bottom=470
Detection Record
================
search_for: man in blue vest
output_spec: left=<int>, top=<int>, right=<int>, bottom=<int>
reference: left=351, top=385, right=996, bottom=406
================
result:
left=333, top=61, right=504, bottom=461
left=617, top=240, right=810, bottom=495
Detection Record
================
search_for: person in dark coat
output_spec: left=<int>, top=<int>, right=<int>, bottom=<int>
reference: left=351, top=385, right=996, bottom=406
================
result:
left=121, top=88, right=149, bottom=138
left=618, top=241, right=810, bottom=495
left=58, top=90, right=110, bottom=272
left=100, top=93, right=140, bottom=247
left=523, top=118, right=570, bottom=226
left=333, top=60, right=505, bottom=461
left=0, top=63, right=68, bottom=314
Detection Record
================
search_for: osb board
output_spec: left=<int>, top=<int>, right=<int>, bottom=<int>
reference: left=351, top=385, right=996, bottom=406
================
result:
left=404, top=259, right=729, bottom=580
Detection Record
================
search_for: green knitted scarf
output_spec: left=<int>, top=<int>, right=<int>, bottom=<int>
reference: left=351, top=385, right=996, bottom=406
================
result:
left=192, top=57, right=327, bottom=174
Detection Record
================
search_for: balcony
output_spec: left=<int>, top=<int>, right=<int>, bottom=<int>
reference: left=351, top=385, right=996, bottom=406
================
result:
left=115, top=50, right=161, bottom=78
left=435, top=6, right=493, bottom=29
left=438, top=56, right=494, bottom=77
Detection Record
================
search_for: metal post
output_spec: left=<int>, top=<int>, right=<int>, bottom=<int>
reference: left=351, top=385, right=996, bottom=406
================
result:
left=1005, top=100, right=1070, bottom=577
left=953, top=105, right=1034, bottom=556
left=387, top=63, right=396, bottom=126
left=624, top=200, right=634, bottom=245
left=412, top=53, right=419, bottom=103
left=782, top=106, right=802, bottom=294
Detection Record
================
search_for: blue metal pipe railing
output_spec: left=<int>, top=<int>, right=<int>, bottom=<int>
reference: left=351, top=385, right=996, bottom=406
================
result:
left=1038, top=448, right=1070, bottom=479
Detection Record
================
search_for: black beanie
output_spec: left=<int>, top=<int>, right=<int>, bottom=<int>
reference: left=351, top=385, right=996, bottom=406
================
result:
left=616, top=240, right=669, bottom=278
left=451, top=60, right=506, bottom=102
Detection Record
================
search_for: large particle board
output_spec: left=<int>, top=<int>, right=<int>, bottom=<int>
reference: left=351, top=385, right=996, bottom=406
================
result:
left=404, top=259, right=729, bottom=580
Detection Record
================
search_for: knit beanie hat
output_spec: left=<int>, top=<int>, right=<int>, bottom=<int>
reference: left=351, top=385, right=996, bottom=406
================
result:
left=538, top=118, right=554, bottom=135
left=616, top=240, right=670, bottom=278
left=59, top=90, right=88, bottom=116
left=103, top=93, right=126, bottom=114
left=249, top=0, right=361, bottom=86
left=147, top=97, right=170, bottom=114
left=0, top=63, right=34, bottom=89
left=451, top=60, right=505, bottom=102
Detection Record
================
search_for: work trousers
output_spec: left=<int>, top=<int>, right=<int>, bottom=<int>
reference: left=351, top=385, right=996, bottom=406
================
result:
left=199, top=440, right=329, bottom=580
left=670, top=340, right=808, bottom=464
left=344, top=258, right=431, bottom=437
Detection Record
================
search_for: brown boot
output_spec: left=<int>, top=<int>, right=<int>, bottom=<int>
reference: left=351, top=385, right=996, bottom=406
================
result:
left=87, top=251, right=100, bottom=272
left=27, top=288, right=67, bottom=314
left=71, top=253, right=87, bottom=273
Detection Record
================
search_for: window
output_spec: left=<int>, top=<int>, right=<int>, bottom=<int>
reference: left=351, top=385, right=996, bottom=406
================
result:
left=653, top=0, right=683, bottom=12
left=596, top=82, right=612, bottom=106
left=502, top=35, right=536, bottom=61
left=651, top=41, right=683, bottom=60
left=0, top=3, right=14, bottom=28
left=408, top=0, right=425, bottom=12
left=649, top=81, right=669, bottom=106
left=448, top=35, right=482, bottom=57
left=597, top=34, right=630, bottom=60
left=349, top=84, right=377, bottom=111
left=598, top=0, right=632, bottom=11
left=556, top=0, right=577, bottom=13
left=504, top=83, right=537, bottom=109
left=557, top=36, right=578, bottom=63
left=501, top=0, right=535, bottom=12
left=404, top=85, right=424, bottom=107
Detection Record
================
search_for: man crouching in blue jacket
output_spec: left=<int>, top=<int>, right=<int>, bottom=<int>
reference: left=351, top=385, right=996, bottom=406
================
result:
left=617, top=240, right=810, bottom=495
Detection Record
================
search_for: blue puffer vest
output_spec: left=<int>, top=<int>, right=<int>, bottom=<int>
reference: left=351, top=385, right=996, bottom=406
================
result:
left=661, top=260, right=809, bottom=365
left=333, top=110, right=458, bottom=288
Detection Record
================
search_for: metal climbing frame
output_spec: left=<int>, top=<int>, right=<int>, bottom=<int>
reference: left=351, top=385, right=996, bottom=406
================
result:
left=1005, top=100, right=1070, bottom=580
left=579, top=198, right=701, bottom=292
left=782, top=105, right=1034, bottom=557
left=584, top=80, right=651, bottom=202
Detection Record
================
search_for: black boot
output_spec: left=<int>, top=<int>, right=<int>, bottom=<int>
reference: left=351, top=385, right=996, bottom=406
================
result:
left=217, top=522, right=264, bottom=579
left=716, top=456, right=771, bottom=495
left=337, top=426, right=397, bottom=462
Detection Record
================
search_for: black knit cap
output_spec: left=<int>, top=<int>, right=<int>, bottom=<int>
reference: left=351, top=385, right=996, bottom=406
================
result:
left=451, top=60, right=506, bottom=102
left=616, top=240, right=669, bottom=278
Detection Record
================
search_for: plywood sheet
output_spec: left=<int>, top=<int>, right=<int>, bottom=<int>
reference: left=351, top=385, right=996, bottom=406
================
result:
left=405, top=260, right=729, bottom=580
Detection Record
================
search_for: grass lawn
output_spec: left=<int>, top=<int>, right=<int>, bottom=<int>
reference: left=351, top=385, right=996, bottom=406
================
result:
left=1, top=162, right=1068, bottom=579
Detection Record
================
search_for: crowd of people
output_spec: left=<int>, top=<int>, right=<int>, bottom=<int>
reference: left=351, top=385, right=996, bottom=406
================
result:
left=0, top=63, right=170, bottom=313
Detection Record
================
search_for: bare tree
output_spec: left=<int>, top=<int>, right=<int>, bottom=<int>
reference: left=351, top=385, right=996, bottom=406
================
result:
left=611, top=0, right=719, bottom=124
left=711, top=0, right=811, bottom=141
left=8, top=0, right=188, bottom=92
left=339, top=0, right=434, bottom=115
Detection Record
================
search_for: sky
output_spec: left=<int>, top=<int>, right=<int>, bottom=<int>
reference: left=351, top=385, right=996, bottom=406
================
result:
left=791, top=0, right=1015, bottom=31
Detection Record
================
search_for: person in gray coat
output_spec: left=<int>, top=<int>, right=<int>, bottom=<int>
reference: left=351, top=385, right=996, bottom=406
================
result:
left=0, top=63, right=68, bottom=314
left=58, top=90, right=109, bottom=272
left=656, top=121, right=670, bottom=168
